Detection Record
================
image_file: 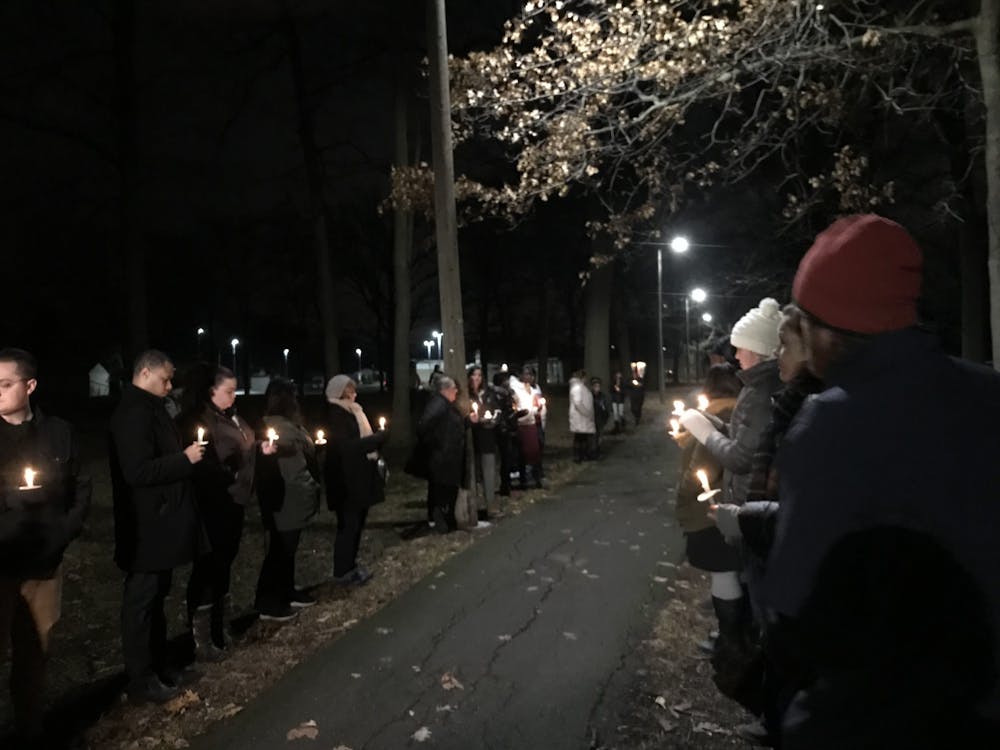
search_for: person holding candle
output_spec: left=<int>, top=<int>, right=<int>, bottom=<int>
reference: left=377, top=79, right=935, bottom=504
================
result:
left=490, top=371, right=522, bottom=497
left=510, top=369, right=545, bottom=490
left=568, top=370, right=596, bottom=463
left=109, top=349, right=208, bottom=704
left=670, top=364, right=742, bottom=654
left=468, top=366, right=501, bottom=520
left=627, top=364, right=645, bottom=426
left=677, top=297, right=783, bottom=713
left=590, top=377, right=609, bottom=459
left=324, top=375, right=387, bottom=582
left=0, top=348, right=91, bottom=742
left=756, top=215, right=1000, bottom=747
left=254, top=378, right=321, bottom=616
left=177, top=364, right=277, bottom=656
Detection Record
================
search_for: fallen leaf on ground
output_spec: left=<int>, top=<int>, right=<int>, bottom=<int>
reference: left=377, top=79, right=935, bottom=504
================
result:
left=350, top=673, right=362, bottom=679
left=653, top=576, right=669, bottom=583
left=375, top=627, right=392, bottom=635
left=498, top=634, right=512, bottom=642
left=654, top=696, right=667, bottom=708
left=286, top=719, right=319, bottom=741
left=524, top=568, right=536, bottom=575
left=563, top=631, right=578, bottom=641
left=411, top=665, right=421, bottom=673
left=440, top=671, right=464, bottom=690
left=164, top=690, right=200, bottom=715
left=692, top=721, right=730, bottom=735
left=412, top=727, right=432, bottom=742
left=436, top=704, right=453, bottom=712
left=332, top=746, right=353, bottom=750
left=655, top=716, right=677, bottom=733
left=218, top=703, right=243, bottom=719
left=526, top=586, right=539, bottom=592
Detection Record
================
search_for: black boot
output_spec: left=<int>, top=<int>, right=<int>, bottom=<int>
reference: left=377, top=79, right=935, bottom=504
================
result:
left=711, top=596, right=764, bottom=715
left=191, top=607, right=226, bottom=663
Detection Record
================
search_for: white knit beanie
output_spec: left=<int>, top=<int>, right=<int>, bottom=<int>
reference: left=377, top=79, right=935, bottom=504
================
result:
left=729, top=298, right=782, bottom=358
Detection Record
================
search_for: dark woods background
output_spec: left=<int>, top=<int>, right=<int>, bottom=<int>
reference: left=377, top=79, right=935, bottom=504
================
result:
left=0, top=0, right=990, bottom=406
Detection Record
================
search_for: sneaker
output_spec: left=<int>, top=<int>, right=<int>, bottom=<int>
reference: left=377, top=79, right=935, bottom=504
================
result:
left=289, top=591, right=317, bottom=609
left=258, top=605, right=298, bottom=622
left=126, top=675, right=179, bottom=705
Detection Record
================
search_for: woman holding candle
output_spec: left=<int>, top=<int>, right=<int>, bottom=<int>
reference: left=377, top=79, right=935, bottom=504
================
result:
left=568, top=370, right=596, bottom=463
left=610, top=371, right=626, bottom=433
left=324, top=374, right=387, bottom=584
left=677, top=297, right=783, bottom=714
left=671, top=364, right=742, bottom=647
left=254, top=378, right=321, bottom=618
left=177, top=365, right=276, bottom=658
left=468, top=366, right=501, bottom=520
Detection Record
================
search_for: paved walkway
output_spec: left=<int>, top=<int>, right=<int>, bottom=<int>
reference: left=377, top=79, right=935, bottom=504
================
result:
left=192, top=408, right=684, bottom=749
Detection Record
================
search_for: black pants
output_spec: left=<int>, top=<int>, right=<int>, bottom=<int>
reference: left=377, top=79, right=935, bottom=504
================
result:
left=122, top=569, right=173, bottom=682
left=255, top=527, right=302, bottom=611
left=497, top=433, right=516, bottom=493
left=333, top=508, right=369, bottom=577
left=426, top=483, right=458, bottom=529
left=572, top=433, right=589, bottom=462
left=186, top=502, right=245, bottom=614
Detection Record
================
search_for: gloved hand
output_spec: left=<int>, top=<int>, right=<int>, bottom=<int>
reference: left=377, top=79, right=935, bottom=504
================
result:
left=679, top=409, right=717, bottom=444
left=711, top=503, right=743, bottom=544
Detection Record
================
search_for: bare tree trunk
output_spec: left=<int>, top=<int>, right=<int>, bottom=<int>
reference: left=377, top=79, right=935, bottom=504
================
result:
left=426, top=0, right=467, bottom=383
left=583, top=262, right=613, bottom=383
left=391, top=75, right=414, bottom=453
left=113, top=0, right=146, bottom=357
left=284, top=9, right=340, bottom=378
left=612, top=277, right=632, bottom=378
left=977, top=2, right=1000, bottom=367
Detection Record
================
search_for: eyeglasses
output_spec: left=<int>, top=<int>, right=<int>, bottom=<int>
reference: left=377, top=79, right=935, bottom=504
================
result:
left=0, top=379, right=27, bottom=391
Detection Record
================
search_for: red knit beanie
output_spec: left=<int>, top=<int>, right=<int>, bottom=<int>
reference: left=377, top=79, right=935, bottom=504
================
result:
left=792, top=214, right=922, bottom=334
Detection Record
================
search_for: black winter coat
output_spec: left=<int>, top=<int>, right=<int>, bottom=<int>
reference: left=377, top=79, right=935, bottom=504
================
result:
left=0, top=409, right=91, bottom=578
left=324, top=404, right=386, bottom=512
left=176, top=405, right=256, bottom=510
left=414, top=393, right=465, bottom=487
left=470, top=386, right=502, bottom=455
left=109, top=384, right=207, bottom=572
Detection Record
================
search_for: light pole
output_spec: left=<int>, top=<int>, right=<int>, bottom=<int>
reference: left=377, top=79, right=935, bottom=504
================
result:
left=657, top=235, right=691, bottom=400
left=432, top=330, right=443, bottom=359
left=282, top=348, right=290, bottom=376
left=355, top=348, right=362, bottom=371
left=230, top=339, right=240, bottom=386
left=423, top=340, right=433, bottom=358
left=686, top=288, right=707, bottom=381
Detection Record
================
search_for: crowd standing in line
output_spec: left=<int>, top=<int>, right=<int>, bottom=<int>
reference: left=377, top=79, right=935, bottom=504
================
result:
left=670, top=214, right=1000, bottom=748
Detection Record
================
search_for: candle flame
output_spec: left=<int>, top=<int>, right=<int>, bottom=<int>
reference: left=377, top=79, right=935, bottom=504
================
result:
left=378, top=417, right=387, bottom=430
left=316, top=430, right=325, bottom=441
left=672, top=399, right=686, bottom=416
left=697, top=394, right=709, bottom=411
left=24, top=467, right=36, bottom=489
left=197, top=427, right=205, bottom=444
left=696, top=469, right=711, bottom=494
left=266, top=428, right=279, bottom=443
left=669, top=418, right=680, bottom=434
left=539, top=397, right=546, bottom=406
left=483, top=409, right=493, bottom=420
left=472, top=402, right=479, bottom=413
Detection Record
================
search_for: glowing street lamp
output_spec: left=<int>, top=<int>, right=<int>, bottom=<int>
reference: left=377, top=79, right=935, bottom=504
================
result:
left=432, top=330, right=443, bottom=359
left=669, top=235, right=690, bottom=254
left=702, top=312, right=713, bottom=323
left=230, top=338, right=240, bottom=370
left=423, top=340, right=433, bottom=358
left=282, top=348, right=290, bottom=376
left=355, top=348, right=362, bottom=371
left=196, top=327, right=206, bottom=356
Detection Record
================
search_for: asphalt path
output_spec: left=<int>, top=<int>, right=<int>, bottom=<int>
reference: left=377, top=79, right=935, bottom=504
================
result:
left=192, top=408, right=684, bottom=749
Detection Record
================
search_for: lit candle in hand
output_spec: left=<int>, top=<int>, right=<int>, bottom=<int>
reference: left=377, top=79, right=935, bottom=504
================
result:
left=378, top=417, right=387, bottom=431
left=315, top=430, right=327, bottom=446
left=266, top=428, right=279, bottom=448
left=19, top=467, right=40, bottom=490
left=472, top=402, right=479, bottom=415
left=483, top=409, right=493, bottom=420
left=196, top=427, right=207, bottom=446
left=697, top=394, right=709, bottom=411
left=669, top=418, right=681, bottom=438
left=672, top=400, right=686, bottom=417
left=695, top=468, right=722, bottom=503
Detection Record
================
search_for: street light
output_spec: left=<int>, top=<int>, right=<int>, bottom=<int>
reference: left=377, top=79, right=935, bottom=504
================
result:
left=196, top=327, right=205, bottom=356
left=432, top=330, right=443, bottom=359
left=423, top=340, right=433, bottom=358
left=355, top=348, right=362, bottom=371
left=230, top=338, right=240, bottom=375
left=282, top=348, right=290, bottom=376
left=702, top=312, right=713, bottom=323
left=685, top=289, right=708, bottom=381
left=656, top=235, right=694, bottom=401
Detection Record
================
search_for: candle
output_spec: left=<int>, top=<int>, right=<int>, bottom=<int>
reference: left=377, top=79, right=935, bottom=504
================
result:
left=697, top=394, right=710, bottom=411
left=19, top=467, right=40, bottom=490
left=378, top=417, right=387, bottom=431
left=632, top=379, right=640, bottom=386
left=483, top=409, right=493, bottom=420
left=669, top=418, right=681, bottom=437
left=315, top=430, right=327, bottom=446
left=672, top=399, right=686, bottom=416
left=196, top=427, right=207, bottom=446
left=266, top=428, right=279, bottom=447
left=472, top=402, right=479, bottom=415
left=695, top=468, right=722, bottom=503
left=539, top=397, right=546, bottom=407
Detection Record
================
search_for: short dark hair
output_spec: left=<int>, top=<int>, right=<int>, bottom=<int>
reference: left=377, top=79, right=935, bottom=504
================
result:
left=133, top=349, right=173, bottom=377
left=265, top=377, right=300, bottom=420
left=0, top=348, right=37, bottom=380
left=492, top=371, right=509, bottom=387
left=704, top=363, right=743, bottom=400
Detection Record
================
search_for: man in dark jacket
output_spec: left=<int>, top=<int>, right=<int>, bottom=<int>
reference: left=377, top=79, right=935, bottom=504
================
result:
left=415, top=376, right=468, bottom=533
left=0, top=348, right=90, bottom=742
left=762, top=215, right=1000, bottom=747
left=110, top=349, right=206, bottom=704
